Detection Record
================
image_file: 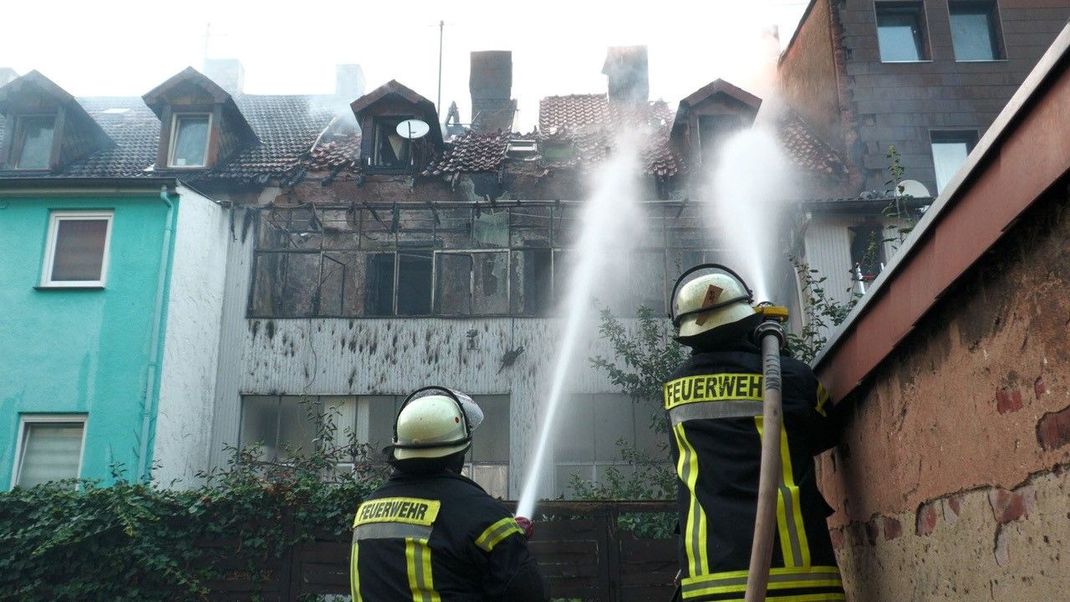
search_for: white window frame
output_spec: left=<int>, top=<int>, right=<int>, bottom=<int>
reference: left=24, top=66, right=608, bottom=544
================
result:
left=39, top=210, right=114, bottom=288
left=11, top=414, right=88, bottom=490
left=167, top=112, right=212, bottom=168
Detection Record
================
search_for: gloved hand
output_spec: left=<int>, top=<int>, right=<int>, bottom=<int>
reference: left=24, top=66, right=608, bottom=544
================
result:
left=514, top=515, right=534, bottom=539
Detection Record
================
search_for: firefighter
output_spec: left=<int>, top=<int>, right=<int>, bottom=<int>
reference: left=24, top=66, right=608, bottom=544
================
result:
left=350, top=386, right=545, bottom=601
left=664, top=265, right=844, bottom=601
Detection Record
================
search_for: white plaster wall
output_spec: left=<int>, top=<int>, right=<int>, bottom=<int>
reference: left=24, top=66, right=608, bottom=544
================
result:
left=238, top=316, right=649, bottom=499
left=206, top=208, right=255, bottom=472
left=152, top=187, right=230, bottom=488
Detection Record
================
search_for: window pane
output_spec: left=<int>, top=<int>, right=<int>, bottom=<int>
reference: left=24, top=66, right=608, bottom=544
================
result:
left=555, top=395, right=594, bottom=461
left=877, top=6, right=925, bottom=61
left=171, top=115, right=209, bottom=167
left=511, top=248, right=552, bottom=316
left=593, top=394, right=635, bottom=462
left=15, top=116, right=55, bottom=169
left=240, top=396, right=280, bottom=458
left=950, top=4, right=998, bottom=60
left=362, top=395, right=400, bottom=449
left=17, top=422, right=83, bottom=487
left=278, top=396, right=321, bottom=460
left=932, top=134, right=974, bottom=193
left=435, top=253, right=473, bottom=315
left=373, top=118, right=412, bottom=168
left=470, top=464, right=508, bottom=499
left=51, top=219, right=109, bottom=282
left=365, top=253, right=395, bottom=316
left=849, top=225, right=885, bottom=280
left=471, top=253, right=509, bottom=314
left=397, top=251, right=432, bottom=315
left=471, top=395, right=509, bottom=463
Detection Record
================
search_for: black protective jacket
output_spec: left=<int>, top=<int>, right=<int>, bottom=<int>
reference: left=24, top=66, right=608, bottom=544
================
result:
left=350, top=470, right=545, bottom=601
left=664, top=339, right=844, bottom=601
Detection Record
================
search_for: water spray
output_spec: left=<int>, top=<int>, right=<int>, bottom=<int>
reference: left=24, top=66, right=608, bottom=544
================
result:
left=745, top=303, right=788, bottom=602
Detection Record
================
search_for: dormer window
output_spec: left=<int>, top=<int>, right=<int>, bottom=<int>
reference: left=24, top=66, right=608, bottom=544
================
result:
left=13, top=115, right=55, bottom=169
left=168, top=113, right=211, bottom=168
left=371, top=116, right=413, bottom=170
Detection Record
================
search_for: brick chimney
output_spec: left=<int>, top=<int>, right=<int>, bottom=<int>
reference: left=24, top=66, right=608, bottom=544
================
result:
left=336, top=64, right=366, bottom=99
left=0, top=68, right=18, bottom=87
left=203, top=59, right=244, bottom=94
left=469, top=51, right=516, bottom=132
left=603, top=46, right=649, bottom=104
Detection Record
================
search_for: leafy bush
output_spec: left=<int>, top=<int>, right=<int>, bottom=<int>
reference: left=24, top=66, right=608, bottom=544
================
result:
left=0, top=405, right=387, bottom=601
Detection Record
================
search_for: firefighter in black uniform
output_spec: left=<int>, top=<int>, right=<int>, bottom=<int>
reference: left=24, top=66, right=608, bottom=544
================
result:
left=664, top=265, right=844, bottom=601
left=350, top=386, right=545, bottom=601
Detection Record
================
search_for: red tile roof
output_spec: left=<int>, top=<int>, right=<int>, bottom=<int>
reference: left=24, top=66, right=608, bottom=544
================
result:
left=776, top=111, right=849, bottom=178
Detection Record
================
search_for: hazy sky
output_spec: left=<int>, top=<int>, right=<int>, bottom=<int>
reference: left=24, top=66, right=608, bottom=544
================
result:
left=6, top=0, right=808, bottom=130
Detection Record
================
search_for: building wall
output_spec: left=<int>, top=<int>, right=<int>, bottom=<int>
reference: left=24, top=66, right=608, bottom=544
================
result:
left=778, top=0, right=848, bottom=155
left=152, top=187, right=234, bottom=488
left=817, top=179, right=1070, bottom=598
left=237, top=317, right=640, bottom=499
left=836, top=0, right=1070, bottom=192
left=0, top=193, right=170, bottom=488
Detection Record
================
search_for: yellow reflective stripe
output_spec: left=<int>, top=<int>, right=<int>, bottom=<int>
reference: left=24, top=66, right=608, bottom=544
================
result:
left=699, top=595, right=846, bottom=602
left=664, top=373, right=764, bottom=410
left=475, top=517, right=524, bottom=552
left=755, top=416, right=794, bottom=566
left=350, top=543, right=362, bottom=602
left=681, top=565, right=842, bottom=598
left=815, top=382, right=830, bottom=416
left=673, top=422, right=709, bottom=576
left=405, top=537, right=440, bottom=602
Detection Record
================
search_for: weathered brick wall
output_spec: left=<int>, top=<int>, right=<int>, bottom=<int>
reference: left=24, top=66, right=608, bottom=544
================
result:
left=836, top=0, right=1070, bottom=193
left=818, top=179, right=1070, bottom=599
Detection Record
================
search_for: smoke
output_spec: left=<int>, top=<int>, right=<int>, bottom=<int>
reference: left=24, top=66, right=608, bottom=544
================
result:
left=706, top=109, right=794, bottom=302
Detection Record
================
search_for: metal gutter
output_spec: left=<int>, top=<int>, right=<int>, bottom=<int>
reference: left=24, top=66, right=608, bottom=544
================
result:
left=811, top=23, right=1070, bottom=399
left=0, top=177, right=178, bottom=193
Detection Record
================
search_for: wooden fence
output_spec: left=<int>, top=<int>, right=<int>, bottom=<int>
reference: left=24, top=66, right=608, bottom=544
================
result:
left=204, top=500, right=677, bottom=601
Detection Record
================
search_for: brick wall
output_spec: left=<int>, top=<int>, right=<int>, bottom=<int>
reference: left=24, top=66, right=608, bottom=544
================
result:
left=818, top=178, right=1070, bottom=598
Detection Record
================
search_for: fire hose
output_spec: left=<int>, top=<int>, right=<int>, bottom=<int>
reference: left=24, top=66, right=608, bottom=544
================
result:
left=745, top=305, right=788, bottom=602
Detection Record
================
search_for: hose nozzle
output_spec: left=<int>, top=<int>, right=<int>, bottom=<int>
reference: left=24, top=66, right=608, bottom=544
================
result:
left=515, top=516, right=534, bottom=539
left=753, top=305, right=788, bottom=349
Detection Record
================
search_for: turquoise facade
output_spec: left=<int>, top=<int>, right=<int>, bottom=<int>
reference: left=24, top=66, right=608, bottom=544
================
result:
left=0, top=192, right=176, bottom=489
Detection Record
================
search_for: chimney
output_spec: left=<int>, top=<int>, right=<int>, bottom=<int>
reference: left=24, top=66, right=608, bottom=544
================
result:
left=203, top=58, right=244, bottom=94
left=602, top=46, right=649, bottom=104
left=469, top=51, right=516, bottom=133
left=0, top=68, right=18, bottom=87
left=336, top=64, right=366, bottom=99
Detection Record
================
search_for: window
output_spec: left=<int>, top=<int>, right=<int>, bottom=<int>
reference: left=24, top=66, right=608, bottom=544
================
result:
left=239, top=395, right=511, bottom=497
left=168, top=113, right=211, bottom=167
left=12, top=115, right=55, bottom=169
left=876, top=2, right=929, bottom=62
left=40, top=211, right=113, bottom=288
left=931, top=131, right=977, bottom=193
left=397, top=251, right=432, bottom=315
left=434, top=251, right=509, bottom=315
left=949, top=1, right=1003, bottom=61
left=371, top=117, right=413, bottom=170
left=554, top=394, right=666, bottom=498
left=698, top=115, right=742, bottom=168
left=849, top=224, right=886, bottom=282
left=239, top=396, right=323, bottom=461
left=13, top=415, right=86, bottom=489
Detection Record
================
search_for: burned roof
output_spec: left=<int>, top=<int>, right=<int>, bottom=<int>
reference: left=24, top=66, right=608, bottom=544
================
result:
left=538, top=93, right=673, bottom=133
left=776, top=110, right=849, bottom=179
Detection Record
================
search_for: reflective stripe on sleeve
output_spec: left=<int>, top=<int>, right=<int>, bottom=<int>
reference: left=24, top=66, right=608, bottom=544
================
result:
left=681, top=565, right=842, bottom=599
left=673, top=422, right=709, bottom=577
left=815, top=382, right=830, bottom=417
left=405, top=537, right=441, bottom=602
left=475, top=516, right=524, bottom=552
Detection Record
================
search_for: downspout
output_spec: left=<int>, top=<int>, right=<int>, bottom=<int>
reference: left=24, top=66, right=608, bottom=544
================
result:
left=136, top=185, right=177, bottom=482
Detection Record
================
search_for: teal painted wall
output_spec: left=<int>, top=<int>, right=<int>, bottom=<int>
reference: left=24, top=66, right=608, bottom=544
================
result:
left=0, top=193, right=175, bottom=489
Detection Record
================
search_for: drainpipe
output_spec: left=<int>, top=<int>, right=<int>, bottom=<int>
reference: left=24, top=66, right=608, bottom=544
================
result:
left=136, top=185, right=177, bottom=482
left=745, top=305, right=788, bottom=602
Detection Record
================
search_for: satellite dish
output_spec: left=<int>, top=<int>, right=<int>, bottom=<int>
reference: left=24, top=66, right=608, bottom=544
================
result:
left=396, top=119, right=430, bottom=140
left=897, top=179, right=931, bottom=199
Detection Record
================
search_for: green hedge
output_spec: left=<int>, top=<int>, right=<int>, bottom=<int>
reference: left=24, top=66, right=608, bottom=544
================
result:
left=0, top=438, right=387, bottom=601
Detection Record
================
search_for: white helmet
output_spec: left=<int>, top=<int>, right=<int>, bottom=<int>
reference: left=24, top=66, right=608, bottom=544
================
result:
left=390, top=386, right=485, bottom=461
left=670, top=264, right=755, bottom=338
